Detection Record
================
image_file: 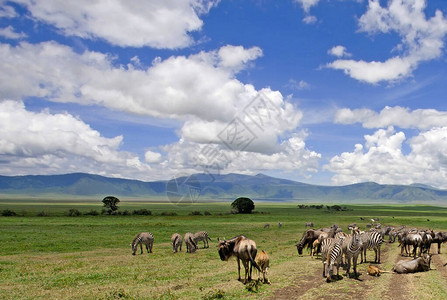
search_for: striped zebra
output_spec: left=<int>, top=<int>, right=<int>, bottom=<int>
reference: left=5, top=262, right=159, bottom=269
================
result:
left=192, top=231, right=212, bottom=248
left=131, top=232, right=154, bottom=255
left=320, top=237, right=335, bottom=277
left=184, top=232, right=198, bottom=253
left=360, top=231, right=383, bottom=263
left=342, top=228, right=363, bottom=278
left=325, top=238, right=344, bottom=282
left=171, top=233, right=183, bottom=253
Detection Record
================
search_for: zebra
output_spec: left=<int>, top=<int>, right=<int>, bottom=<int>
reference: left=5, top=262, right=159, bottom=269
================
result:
left=171, top=233, right=183, bottom=253
left=325, top=238, right=344, bottom=282
left=131, top=232, right=154, bottom=255
left=184, top=232, right=198, bottom=253
left=192, top=231, right=212, bottom=248
left=305, top=222, right=314, bottom=227
left=320, top=237, right=335, bottom=277
left=278, top=221, right=282, bottom=228
left=342, top=227, right=363, bottom=278
left=360, top=231, right=383, bottom=263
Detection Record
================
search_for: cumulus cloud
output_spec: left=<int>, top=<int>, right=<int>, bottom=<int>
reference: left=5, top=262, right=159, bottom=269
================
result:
left=327, top=0, right=447, bottom=84
left=335, top=106, right=447, bottom=130
left=0, top=41, right=319, bottom=178
left=0, top=100, right=152, bottom=178
left=294, top=0, right=320, bottom=13
left=325, top=126, right=447, bottom=188
left=328, top=45, right=352, bottom=58
left=0, top=26, right=27, bottom=39
left=7, top=0, right=219, bottom=48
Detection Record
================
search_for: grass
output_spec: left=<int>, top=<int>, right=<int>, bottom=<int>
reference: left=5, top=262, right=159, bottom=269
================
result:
left=1, top=201, right=447, bottom=299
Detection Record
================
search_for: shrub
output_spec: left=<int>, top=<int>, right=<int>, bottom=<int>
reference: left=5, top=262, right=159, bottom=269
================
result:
left=36, top=211, right=49, bottom=217
left=132, top=209, right=152, bottom=216
left=122, top=210, right=131, bottom=216
left=84, top=210, right=99, bottom=216
left=68, top=209, right=81, bottom=217
left=1, top=209, right=17, bottom=217
left=204, top=211, right=211, bottom=216
left=189, top=211, right=202, bottom=216
left=160, top=211, right=177, bottom=216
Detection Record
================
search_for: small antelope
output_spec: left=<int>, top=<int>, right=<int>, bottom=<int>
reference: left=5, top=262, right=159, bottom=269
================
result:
left=256, top=250, right=271, bottom=284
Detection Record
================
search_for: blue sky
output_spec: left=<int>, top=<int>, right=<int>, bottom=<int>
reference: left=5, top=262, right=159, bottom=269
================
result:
left=1, top=0, right=447, bottom=188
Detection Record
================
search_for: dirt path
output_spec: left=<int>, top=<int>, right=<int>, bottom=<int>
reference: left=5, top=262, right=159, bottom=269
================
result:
left=383, top=244, right=411, bottom=300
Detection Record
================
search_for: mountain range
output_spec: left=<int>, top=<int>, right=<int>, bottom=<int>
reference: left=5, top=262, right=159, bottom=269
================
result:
left=1, top=172, right=447, bottom=204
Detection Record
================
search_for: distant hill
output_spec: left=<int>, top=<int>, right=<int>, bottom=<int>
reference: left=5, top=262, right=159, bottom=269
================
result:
left=1, top=172, right=447, bottom=203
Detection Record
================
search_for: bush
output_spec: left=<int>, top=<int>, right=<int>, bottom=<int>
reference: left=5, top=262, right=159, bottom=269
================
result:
left=84, top=210, right=99, bottom=216
left=68, top=209, right=81, bottom=217
left=132, top=209, right=152, bottom=216
left=204, top=211, right=212, bottom=216
left=160, top=211, right=177, bottom=216
left=36, top=211, right=49, bottom=217
left=1, top=209, right=17, bottom=217
left=189, top=211, right=202, bottom=216
left=122, top=210, right=131, bottom=216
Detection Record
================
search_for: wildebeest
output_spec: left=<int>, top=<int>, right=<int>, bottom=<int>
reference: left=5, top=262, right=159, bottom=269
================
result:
left=296, top=229, right=322, bottom=255
left=393, top=254, right=431, bottom=274
left=184, top=232, right=197, bottom=253
left=256, top=250, right=271, bottom=284
left=171, top=233, right=183, bottom=253
left=432, top=231, right=447, bottom=254
left=131, top=232, right=154, bottom=255
left=217, top=235, right=261, bottom=283
left=264, top=223, right=270, bottom=229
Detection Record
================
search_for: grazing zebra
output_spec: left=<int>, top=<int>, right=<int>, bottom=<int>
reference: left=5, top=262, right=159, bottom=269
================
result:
left=342, top=227, right=363, bottom=278
left=325, top=238, right=344, bottom=282
left=321, top=237, right=335, bottom=277
left=131, top=232, right=154, bottom=255
left=360, top=231, right=383, bottom=263
left=184, top=232, right=197, bottom=253
left=192, top=231, right=212, bottom=248
left=264, top=223, right=270, bottom=229
left=278, top=221, right=282, bottom=228
left=171, top=233, right=183, bottom=253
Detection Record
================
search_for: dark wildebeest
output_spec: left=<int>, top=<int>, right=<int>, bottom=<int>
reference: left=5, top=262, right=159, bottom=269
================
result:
left=296, top=229, right=323, bottom=256
left=393, top=254, right=431, bottom=274
left=218, top=235, right=261, bottom=283
left=432, top=231, right=447, bottom=254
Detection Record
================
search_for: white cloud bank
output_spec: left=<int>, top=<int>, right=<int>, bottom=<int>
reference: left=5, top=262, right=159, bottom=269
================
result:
left=328, top=106, right=447, bottom=188
left=0, top=100, right=152, bottom=178
left=327, top=0, right=447, bottom=84
left=7, top=0, right=219, bottom=48
left=0, top=41, right=320, bottom=179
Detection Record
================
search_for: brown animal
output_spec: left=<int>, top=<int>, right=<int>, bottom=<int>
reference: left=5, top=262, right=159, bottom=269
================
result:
left=184, top=232, right=197, bottom=253
left=367, top=265, right=388, bottom=276
left=218, top=235, right=261, bottom=283
left=255, top=250, right=271, bottom=284
left=311, top=239, right=320, bottom=258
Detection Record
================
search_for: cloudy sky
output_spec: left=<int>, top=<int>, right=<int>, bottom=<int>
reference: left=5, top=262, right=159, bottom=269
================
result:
left=1, top=0, right=447, bottom=188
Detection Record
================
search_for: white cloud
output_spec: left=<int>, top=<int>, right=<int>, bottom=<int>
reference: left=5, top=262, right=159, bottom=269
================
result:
left=0, top=4, right=17, bottom=18
left=303, top=15, right=318, bottom=24
left=8, top=0, right=219, bottom=48
left=0, top=100, right=152, bottom=179
left=335, top=106, right=447, bottom=130
left=327, top=0, right=447, bottom=84
left=294, top=0, right=320, bottom=13
left=144, top=150, right=162, bottom=163
left=328, top=45, right=352, bottom=58
left=287, top=79, right=311, bottom=90
left=0, top=41, right=319, bottom=178
left=0, top=26, right=27, bottom=39
left=325, top=126, right=447, bottom=188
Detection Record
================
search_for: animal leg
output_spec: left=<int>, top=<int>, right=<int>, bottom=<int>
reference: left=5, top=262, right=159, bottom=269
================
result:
left=140, top=243, right=143, bottom=254
left=237, top=258, right=241, bottom=281
left=150, top=242, right=153, bottom=253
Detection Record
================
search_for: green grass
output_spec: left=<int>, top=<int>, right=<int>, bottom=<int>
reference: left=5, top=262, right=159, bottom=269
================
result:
left=1, top=201, right=447, bottom=299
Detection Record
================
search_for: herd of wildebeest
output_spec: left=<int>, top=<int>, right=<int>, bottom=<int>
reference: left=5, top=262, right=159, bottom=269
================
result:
left=130, top=219, right=447, bottom=284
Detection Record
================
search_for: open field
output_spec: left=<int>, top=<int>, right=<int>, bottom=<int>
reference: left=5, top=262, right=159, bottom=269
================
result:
left=1, top=200, right=447, bottom=299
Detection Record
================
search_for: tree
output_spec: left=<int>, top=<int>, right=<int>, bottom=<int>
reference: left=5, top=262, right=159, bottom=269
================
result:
left=231, top=197, right=255, bottom=214
left=102, top=196, right=120, bottom=214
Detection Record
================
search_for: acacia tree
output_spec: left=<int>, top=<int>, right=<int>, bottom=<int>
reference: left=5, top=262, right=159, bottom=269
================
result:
left=102, top=196, right=120, bottom=214
left=231, top=197, right=255, bottom=214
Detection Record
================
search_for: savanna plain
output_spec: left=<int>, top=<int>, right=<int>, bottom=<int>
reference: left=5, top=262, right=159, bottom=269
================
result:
left=1, top=199, right=447, bottom=299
